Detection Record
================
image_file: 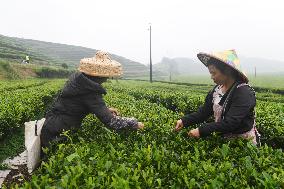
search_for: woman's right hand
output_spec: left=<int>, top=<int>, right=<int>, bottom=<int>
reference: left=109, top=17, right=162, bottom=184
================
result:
left=109, top=107, right=119, bottom=116
left=136, top=122, right=144, bottom=130
left=174, top=119, right=184, bottom=132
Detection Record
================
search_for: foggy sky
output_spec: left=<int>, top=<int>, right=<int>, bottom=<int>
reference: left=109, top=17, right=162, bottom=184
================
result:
left=1, top=0, right=283, bottom=65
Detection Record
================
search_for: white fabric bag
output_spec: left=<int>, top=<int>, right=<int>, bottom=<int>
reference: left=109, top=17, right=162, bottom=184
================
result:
left=24, top=118, right=45, bottom=173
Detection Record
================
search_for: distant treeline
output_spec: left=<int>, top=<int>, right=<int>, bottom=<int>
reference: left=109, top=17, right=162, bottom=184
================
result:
left=35, top=67, right=74, bottom=78
left=0, top=60, right=74, bottom=79
left=122, top=78, right=284, bottom=95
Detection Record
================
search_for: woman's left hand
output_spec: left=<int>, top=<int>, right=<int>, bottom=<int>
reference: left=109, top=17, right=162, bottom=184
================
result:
left=109, top=107, right=119, bottom=116
left=188, top=128, right=200, bottom=138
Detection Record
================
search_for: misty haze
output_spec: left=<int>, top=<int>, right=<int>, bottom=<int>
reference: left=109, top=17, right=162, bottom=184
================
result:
left=0, top=0, right=284, bottom=188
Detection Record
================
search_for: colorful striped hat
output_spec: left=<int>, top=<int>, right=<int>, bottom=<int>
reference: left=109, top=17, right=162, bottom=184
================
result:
left=197, top=49, right=248, bottom=83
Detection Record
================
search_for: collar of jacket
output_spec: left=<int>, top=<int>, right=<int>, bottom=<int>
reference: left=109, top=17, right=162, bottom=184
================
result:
left=78, top=72, right=107, bottom=94
left=61, top=72, right=107, bottom=98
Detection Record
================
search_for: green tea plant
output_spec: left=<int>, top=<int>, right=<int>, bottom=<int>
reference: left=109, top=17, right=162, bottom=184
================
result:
left=1, top=79, right=283, bottom=188
left=16, top=84, right=284, bottom=189
left=0, top=79, right=65, bottom=139
left=109, top=81, right=284, bottom=146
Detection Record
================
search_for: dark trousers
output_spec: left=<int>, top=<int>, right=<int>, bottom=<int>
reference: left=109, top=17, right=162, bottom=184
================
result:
left=40, top=114, right=81, bottom=149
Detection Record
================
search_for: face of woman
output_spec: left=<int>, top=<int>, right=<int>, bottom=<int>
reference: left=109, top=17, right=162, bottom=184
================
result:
left=208, top=64, right=228, bottom=85
left=98, top=77, right=108, bottom=84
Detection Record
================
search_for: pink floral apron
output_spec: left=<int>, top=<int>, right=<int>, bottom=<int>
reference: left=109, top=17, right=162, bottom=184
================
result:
left=212, top=84, right=260, bottom=145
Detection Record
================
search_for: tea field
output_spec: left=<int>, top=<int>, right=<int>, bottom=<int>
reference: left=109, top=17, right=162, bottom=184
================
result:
left=1, top=79, right=284, bottom=188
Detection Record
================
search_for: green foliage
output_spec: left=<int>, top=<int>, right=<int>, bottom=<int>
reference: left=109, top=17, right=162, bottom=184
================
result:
left=0, top=34, right=148, bottom=77
left=0, top=60, right=19, bottom=79
left=114, top=81, right=284, bottom=145
left=1, top=79, right=284, bottom=188
left=0, top=59, right=74, bottom=79
left=34, top=67, right=74, bottom=78
left=61, top=63, right=68, bottom=69
left=166, top=74, right=284, bottom=91
left=0, top=127, right=24, bottom=163
left=0, top=79, right=65, bottom=140
left=0, top=163, right=9, bottom=170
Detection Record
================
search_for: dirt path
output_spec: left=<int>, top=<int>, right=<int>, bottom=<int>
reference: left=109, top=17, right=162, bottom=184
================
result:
left=0, top=151, right=31, bottom=188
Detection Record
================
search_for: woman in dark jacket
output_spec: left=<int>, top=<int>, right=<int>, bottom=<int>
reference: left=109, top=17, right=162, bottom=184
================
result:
left=175, top=50, right=260, bottom=145
left=41, top=51, right=144, bottom=149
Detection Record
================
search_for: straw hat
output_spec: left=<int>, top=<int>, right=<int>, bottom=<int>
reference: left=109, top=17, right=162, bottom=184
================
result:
left=78, top=51, right=123, bottom=77
left=197, top=49, right=248, bottom=83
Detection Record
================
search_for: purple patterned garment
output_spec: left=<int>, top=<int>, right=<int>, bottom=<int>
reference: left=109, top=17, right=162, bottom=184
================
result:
left=109, top=116, right=138, bottom=130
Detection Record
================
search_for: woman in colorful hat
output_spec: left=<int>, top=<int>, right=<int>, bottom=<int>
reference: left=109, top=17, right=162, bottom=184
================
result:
left=174, top=50, right=260, bottom=145
left=41, top=51, right=144, bottom=150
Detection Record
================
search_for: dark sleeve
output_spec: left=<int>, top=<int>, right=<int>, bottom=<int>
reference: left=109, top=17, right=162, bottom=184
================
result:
left=198, top=86, right=256, bottom=137
left=180, top=90, right=214, bottom=127
left=83, top=93, right=138, bottom=130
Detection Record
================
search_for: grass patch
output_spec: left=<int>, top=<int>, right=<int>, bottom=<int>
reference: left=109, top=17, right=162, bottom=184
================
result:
left=0, top=127, right=25, bottom=163
left=163, top=74, right=284, bottom=90
left=0, top=163, right=9, bottom=170
left=0, top=60, right=19, bottom=79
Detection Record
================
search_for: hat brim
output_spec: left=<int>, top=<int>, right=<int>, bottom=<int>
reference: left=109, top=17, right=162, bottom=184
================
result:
left=197, top=53, right=248, bottom=83
left=78, top=68, right=122, bottom=78
left=78, top=58, right=123, bottom=78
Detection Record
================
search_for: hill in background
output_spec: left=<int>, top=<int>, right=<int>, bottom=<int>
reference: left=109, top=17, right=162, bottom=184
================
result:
left=0, top=34, right=149, bottom=78
left=154, top=55, right=284, bottom=77
left=153, top=57, right=207, bottom=76
left=1, top=34, right=284, bottom=80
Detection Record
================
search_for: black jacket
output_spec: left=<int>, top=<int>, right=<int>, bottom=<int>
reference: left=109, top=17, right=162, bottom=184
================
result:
left=41, top=72, right=138, bottom=147
left=46, top=72, right=113, bottom=127
left=181, top=83, right=256, bottom=137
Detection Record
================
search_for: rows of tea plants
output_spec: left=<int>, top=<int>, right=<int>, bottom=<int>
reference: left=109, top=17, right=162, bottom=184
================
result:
left=0, top=79, right=65, bottom=139
left=109, top=82, right=205, bottom=114
left=256, top=92, right=284, bottom=103
left=0, top=79, right=50, bottom=92
left=15, top=81, right=284, bottom=188
left=109, top=81, right=284, bottom=147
